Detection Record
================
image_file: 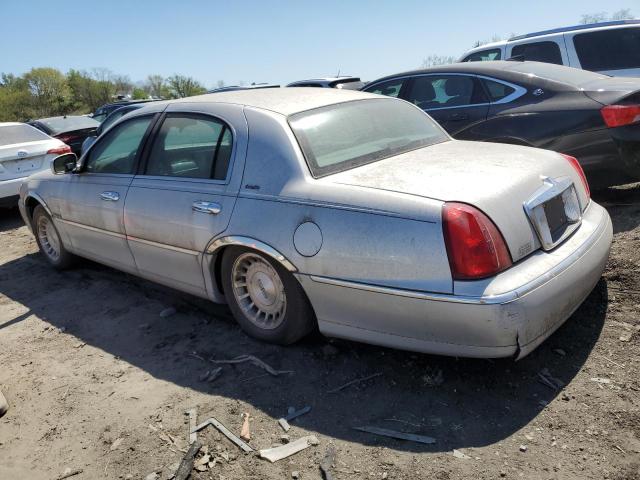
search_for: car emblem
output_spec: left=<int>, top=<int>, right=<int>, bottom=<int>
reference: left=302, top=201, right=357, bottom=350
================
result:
left=17, top=150, right=28, bottom=158
left=532, top=88, right=544, bottom=96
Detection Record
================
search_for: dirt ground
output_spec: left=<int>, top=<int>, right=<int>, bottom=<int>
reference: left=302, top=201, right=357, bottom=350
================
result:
left=0, top=186, right=639, bottom=480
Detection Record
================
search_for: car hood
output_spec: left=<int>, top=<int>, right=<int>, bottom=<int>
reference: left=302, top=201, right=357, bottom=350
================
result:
left=327, top=140, right=588, bottom=262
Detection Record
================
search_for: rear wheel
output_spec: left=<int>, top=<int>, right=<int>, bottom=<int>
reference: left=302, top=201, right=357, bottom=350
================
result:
left=33, top=205, right=75, bottom=269
left=221, top=246, right=316, bottom=345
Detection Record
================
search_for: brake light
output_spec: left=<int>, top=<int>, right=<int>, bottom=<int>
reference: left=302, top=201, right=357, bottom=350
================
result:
left=46, top=145, right=72, bottom=155
left=56, top=134, right=78, bottom=144
left=442, top=202, right=512, bottom=280
left=601, top=104, right=640, bottom=128
left=561, top=153, right=590, bottom=200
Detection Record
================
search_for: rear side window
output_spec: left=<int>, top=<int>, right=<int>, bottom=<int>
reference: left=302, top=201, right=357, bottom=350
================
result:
left=482, top=79, right=516, bottom=102
left=511, top=41, right=563, bottom=65
left=463, top=48, right=502, bottom=62
left=404, top=75, right=486, bottom=109
left=145, top=114, right=232, bottom=181
left=0, top=124, right=50, bottom=145
left=574, top=27, right=640, bottom=71
left=365, top=78, right=405, bottom=97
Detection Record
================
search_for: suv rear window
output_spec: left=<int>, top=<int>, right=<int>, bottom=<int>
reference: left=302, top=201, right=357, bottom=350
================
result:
left=0, top=124, right=50, bottom=145
left=463, top=48, right=502, bottom=62
left=574, top=27, right=640, bottom=71
left=511, top=41, right=563, bottom=65
left=289, top=99, right=448, bottom=177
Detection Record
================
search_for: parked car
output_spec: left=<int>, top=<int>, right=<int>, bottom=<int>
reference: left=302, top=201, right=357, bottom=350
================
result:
left=207, top=84, right=280, bottom=93
left=0, top=122, right=70, bottom=207
left=287, top=76, right=365, bottom=90
left=362, top=60, right=640, bottom=188
left=459, top=20, right=640, bottom=77
left=81, top=104, right=147, bottom=156
left=19, top=89, right=611, bottom=359
left=28, top=116, right=99, bottom=157
left=91, top=99, right=156, bottom=123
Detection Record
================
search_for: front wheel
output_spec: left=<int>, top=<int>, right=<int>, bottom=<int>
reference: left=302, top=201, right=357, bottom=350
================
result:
left=33, top=205, right=76, bottom=269
left=221, top=247, right=316, bottom=345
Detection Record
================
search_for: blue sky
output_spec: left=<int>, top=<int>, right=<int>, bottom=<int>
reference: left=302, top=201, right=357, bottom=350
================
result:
left=1, top=1, right=636, bottom=87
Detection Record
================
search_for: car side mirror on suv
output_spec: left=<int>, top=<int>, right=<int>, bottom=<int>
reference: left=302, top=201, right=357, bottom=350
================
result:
left=51, top=153, right=78, bottom=175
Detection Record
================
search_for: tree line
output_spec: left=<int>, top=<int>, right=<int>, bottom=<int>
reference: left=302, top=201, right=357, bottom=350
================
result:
left=0, top=68, right=216, bottom=122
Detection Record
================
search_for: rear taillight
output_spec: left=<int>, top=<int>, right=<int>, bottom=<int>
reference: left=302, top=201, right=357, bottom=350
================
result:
left=56, top=134, right=78, bottom=144
left=47, top=145, right=72, bottom=155
left=442, top=202, right=512, bottom=280
left=561, top=153, right=590, bottom=200
left=600, top=104, right=640, bottom=128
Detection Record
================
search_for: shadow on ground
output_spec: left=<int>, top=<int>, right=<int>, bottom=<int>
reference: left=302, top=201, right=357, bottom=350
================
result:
left=0, top=198, right=613, bottom=454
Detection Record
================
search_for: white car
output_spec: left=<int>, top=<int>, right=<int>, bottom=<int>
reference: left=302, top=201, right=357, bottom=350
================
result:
left=0, top=122, right=71, bottom=207
left=459, top=20, right=640, bottom=77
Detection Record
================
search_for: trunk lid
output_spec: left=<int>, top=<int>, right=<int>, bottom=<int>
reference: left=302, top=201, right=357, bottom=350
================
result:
left=578, top=76, right=640, bottom=105
left=0, top=140, right=54, bottom=181
left=326, top=140, right=588, bottom=262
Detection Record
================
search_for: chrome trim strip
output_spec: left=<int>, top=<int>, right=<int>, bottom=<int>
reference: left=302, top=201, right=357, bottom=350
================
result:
left=126, top=235, right=200, bottom=256
left=59, top=219, right=126, bottom=239
left=205, top=236, right=297, bottom=272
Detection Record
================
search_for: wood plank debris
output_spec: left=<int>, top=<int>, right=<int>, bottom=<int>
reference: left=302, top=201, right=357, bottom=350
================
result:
left=353, top=426, right=436, bottom=444
left=278, top=405, right=311, bottom=431
left=258, top=435, right=319, bottom=462
left=174, top=440, right=202, bottom=480
left=186, top=407, right=198, bottom=444
left=327, top=372, right=382, bottom=393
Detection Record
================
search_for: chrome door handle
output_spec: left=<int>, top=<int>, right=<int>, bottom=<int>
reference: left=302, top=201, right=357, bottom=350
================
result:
left=100, top=191, right=120, bottom=201
left=192, top=201, right=221, bottom=214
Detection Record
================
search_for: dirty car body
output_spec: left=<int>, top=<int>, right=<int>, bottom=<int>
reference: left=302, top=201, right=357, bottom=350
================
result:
left=19, top=88, right=612, bottom=359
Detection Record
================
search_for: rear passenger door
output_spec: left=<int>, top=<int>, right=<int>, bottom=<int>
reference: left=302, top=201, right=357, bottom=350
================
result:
left=124, top=104, right=247, bottom=298
left=401, top=75, right=489, bottom=135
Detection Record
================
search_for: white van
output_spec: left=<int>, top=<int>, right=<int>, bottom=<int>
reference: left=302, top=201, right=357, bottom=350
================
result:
left=459, top=20, right=640, bottom=77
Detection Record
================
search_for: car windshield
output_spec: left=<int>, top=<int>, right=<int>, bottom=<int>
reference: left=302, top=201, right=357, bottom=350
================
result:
left=38, top=116, right=99, bottom=135
left=505, top=61, right=610, bottom=85
left=0, top=124, right=50, bottom=145
left=289, top=98, right=448, bottom=177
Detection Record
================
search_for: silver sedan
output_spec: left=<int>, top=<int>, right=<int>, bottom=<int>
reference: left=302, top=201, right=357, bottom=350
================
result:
left=18, top=88, right=612, bottom=359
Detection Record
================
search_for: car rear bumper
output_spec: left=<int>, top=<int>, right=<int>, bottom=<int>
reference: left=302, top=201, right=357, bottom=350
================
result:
left=298, top=201, right=612, bottom=359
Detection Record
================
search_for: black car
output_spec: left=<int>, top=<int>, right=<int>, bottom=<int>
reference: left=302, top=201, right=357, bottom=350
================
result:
left=80, top=103, right=148, bottom=155
left=91, top=99, right=156, bottom=123
left=362, top=61, right=640, bottom=188
left=28, top=115, right=100, bottom=157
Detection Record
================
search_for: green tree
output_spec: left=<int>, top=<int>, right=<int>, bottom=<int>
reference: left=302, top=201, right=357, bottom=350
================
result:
left=23, top=67, right=72, bottom=117
left=0, top=73, right=34, bottom=121
left=132, top=87, right=148, bottom=100
left=144, top=74, right=171, bottom=99
left=421, top=54, right=456, bottom=68
left=167, top=75, right=206, bottom=98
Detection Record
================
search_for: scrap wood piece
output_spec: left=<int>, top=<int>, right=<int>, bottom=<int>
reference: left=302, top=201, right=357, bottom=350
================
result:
left=327, top=372, right=383, bottom=393
left=537, top=369, right=565, bottom=391
left=278, top=418, right=291, bottom=432
left=258, top=435, right=319, bottom=463
left=191, top=417, right=253, bottom=452
left=278, top=405, right=311, bottom=432
left=240, top=412, right=251, bottom=441
left=56, top=469, right=83, bottom=480
left=354, top=426, right=436, bottom=445
left=186, top=408, right=198, bottom=445
left=174, top=440, right=202, bottom=480
left=209, top=354, right=293, bottom=376
left=319, top=444, right=337, bottom=480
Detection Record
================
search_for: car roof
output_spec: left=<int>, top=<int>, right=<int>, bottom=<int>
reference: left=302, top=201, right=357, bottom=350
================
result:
left=161, top=87, right=382, bottom=116
left=287, top=76, right=360, bottom=85
left=0, top=122, right=24, bottom=127
left=509, top=19, right=640, bottom=41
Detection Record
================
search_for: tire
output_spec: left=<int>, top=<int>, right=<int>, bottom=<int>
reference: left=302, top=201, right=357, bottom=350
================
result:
left=221, top=246, right=316, bottom=345
left=33, top=205, right=76, bottom=270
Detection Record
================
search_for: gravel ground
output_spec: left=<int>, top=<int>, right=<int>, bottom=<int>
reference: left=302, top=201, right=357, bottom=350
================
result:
left=0, top=186, right=638, bottom=480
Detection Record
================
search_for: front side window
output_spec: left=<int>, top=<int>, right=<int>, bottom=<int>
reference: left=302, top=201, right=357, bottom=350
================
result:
left=85, top=116, right=153, bottom=174
left=482, top=78, right=516, bottom=102
left=574, top=27, right=640, bottom=71
left=404, top=75, right=485, bottom=109
left=289, top=98, right=448, bottom=177
left=145, top=114, right=232, bottom=180
left=463, top=48, right=502, bottom=62
left=364, top=78, right=405, bottom=98
left=510, top=41, right=563, bottom=65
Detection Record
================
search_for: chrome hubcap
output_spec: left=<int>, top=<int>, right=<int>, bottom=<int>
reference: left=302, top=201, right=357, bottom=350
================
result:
left=232, top=253, right=286, bottom=329
left=37, top=216, right=61, bottom=262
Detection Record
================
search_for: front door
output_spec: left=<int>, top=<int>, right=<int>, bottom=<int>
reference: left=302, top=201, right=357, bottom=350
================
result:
left=124, top=108, right=244, bottom=298
left=58, top=115, right=156, bottom=273
left=402, top=74, right=489, bottom=135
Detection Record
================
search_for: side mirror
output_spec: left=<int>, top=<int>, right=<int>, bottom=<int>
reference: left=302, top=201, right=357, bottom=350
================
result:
left=51, top=153, right=78, bottom=175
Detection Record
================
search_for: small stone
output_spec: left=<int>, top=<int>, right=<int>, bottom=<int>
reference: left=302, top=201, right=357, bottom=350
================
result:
left=519, top=445, right=528, bottom=452
left=500, top=472, right=507, bottom=477
left=159, top=307, right=176, bottom=318
left=382, top=473, right=388, bottom=479
left=291, top=471, right=300, bottom=479
left=145, top=473, right=159, bottom=480
left=0, top=389, right=8, bottom=418
left=280, top=434, right=290, bottom=444
left=553, top=348, right=567, bottom=356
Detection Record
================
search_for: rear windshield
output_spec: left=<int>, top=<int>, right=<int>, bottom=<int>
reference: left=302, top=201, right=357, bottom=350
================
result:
left=463, top=48, right=502, bottom=62
left=505, top=61, right=610, bottom=86
left=289, top=98, right=448, bottom=177
left=38, top=116, right=99, bottom=135
left=574, top=27, right=640, bottom=71
left=0, top=124, right=50, bottom=145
